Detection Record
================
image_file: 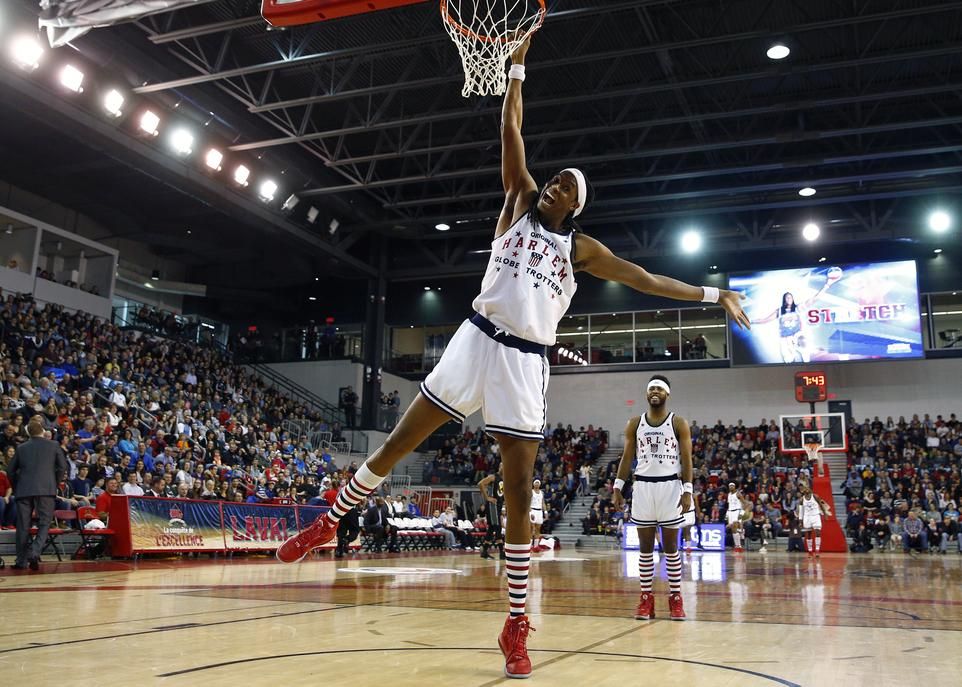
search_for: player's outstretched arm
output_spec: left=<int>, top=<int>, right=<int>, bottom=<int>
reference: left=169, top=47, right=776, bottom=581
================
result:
left=611, top=416, right=639, bottom=509
left=574, top=234, right=752, bottom=330
left=496, top=38, right=538, bottom=238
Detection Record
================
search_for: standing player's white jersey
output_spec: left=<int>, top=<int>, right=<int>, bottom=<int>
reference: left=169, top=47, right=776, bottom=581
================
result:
left=472, top=214, right=577, bottom=346
left=799, top=494, right=823, bottom=528
left=530, top=490, right=544, bottom=512
left=633, top=412, right=680, bottom=477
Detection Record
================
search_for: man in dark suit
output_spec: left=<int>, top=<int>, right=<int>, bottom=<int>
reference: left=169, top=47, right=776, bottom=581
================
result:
left=363, top=496, right=398, bottom=553
left=6, top=419, right=68, bottom=571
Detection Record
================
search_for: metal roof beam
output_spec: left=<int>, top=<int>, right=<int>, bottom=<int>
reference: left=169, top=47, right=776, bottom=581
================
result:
left=147, top=16, right=265, bottom=44
left=231, top=42, right=962, bottom=152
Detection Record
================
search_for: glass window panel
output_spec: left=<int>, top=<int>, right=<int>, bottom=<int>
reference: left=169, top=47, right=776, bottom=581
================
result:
left=589, top=313, right=635, bottom=363
left=634, top=310, right=680, bottom=362
left=554, top=315, right=590, bottom=366
left=930, top=292, right=962, bottom=350
left=679, top=307, right=729, bottom=360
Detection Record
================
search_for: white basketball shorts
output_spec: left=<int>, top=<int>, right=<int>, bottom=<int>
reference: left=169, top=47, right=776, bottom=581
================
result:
left=529, top=510, right=544, bottom=525
left=420, top=317, right=549, bottom=441
left=727, top=508, right=744, bottom=526
left=802, top=515, right=822, bottom=531
left=630, top=479, right=684, bottom=528
left=681, top=508, right=696, bottom=529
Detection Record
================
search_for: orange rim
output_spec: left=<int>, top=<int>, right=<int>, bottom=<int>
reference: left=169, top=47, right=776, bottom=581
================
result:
left=440, top=0, right=546, bottom=45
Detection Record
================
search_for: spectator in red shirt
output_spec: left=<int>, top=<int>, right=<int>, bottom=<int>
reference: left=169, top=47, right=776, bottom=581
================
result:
left=0, top=465, right=14, bottom=529
left=321, top=477, right=339, bottom=508
left=96, top=478, right=120, bottom=521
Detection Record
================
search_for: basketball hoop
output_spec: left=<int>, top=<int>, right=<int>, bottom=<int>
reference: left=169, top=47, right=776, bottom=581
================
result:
left=804, top=442, right=824, bottom=477
left=440, top=0, right=547, bottom=97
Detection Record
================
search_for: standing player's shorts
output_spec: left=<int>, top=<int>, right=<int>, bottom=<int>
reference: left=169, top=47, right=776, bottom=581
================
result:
left=802, top=515, right=822, bottom=531
left=726, top=508, right=744, bottom=526
left=681, top=508, right=696, bottom=529
left=529, top=510, right=544, bottom=525
left=421, top=314, right=548, bottom=441
left=630, top=477, right=684, bottom=528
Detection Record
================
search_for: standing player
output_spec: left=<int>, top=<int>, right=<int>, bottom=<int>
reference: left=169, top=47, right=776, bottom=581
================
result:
left=726, top=483, right=749, bottom=552
left=275, top=37, right=750, bottom=679
left=798, top=482, right=832, bottom=558
left=478, top=467, right=506, bottom=560
left=755, top=269, right=842, bottom=363
left=612, top=375, right=693, bottom=621
left=529, top=479, right=546, bottom=552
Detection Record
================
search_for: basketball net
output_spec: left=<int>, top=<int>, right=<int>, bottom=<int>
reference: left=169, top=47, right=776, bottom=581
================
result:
left=440, top=0, right=546, bottom=97
left=804, top=442, right=824, bottom=477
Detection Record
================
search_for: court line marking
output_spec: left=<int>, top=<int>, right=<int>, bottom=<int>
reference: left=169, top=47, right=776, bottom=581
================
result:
left=154, top=646, right=802, bottom=686
left=0, top=604, right=359, bottom=655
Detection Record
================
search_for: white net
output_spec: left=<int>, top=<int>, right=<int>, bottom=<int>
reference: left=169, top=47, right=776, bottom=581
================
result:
left=441, top=0, right=546, bottom=97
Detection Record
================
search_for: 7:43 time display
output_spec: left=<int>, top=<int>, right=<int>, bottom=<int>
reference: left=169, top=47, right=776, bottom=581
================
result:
left=795, top=371, right=828, bottom=403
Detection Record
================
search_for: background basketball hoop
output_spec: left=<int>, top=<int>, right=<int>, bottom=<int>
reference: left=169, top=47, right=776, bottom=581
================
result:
left=803, top=441, right=824, bottom=477
left=440, top=0, right=547, bottom=97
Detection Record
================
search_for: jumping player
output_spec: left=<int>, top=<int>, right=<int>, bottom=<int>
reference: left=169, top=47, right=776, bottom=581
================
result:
left=529, top=479, right=545, bottom=552
left=726, top=483, right=749, bottom=552
left=275, top=36, right=750, bottom=679
left=798, top=482, right=832, bottom=558
left=612, top=375, right=693, bottom=621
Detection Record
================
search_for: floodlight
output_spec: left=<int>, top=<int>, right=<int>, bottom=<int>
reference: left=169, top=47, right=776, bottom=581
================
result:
left=139, top=110, right=160, bottom=136
left=59, top=65, right=84, bottom=93
left=233, top=165, right=251, bottom=186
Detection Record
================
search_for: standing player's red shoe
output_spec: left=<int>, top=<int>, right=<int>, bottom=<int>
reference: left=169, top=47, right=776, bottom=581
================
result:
left=498, top=615, right=535, bottom=679
left=275, top=514, right=338, bottom=563
left=668, top=592, right=686, bottom=620
left=634, top=592, right=655, bottom=620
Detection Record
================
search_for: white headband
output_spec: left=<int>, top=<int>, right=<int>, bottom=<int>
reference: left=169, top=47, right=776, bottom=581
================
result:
left=561, top=168, right=587, bottom=217
left=647, top=379, right=671, bottom=394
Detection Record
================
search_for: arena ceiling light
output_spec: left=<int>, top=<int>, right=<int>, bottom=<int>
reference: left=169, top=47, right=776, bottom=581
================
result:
left=233, top=165, right=250, bottom=187
left=934, top=248, right=943, bottom=254
left=258, top=179, right=278, bottom=202
left=59, top=64, right=85, bottom=93
left=169, top=128, right=194, bottom=156
left=680, top=229, right=703, bottom=254
left=103, top=89, right=124, bottom=118
left=928, top=210, right=952, bottom=233
left=138, top=110, right=160, bottom=136
left=10, top=35, right=43, bottom=70
left=798, top=187, right=816, bottom=197
left=435, top=223, right=451, bottom=231
left=802, top=222, right=821, bottom=242
left=766, top=43, right=790, bottom=60
left=204, top=148, right=223, bottom=171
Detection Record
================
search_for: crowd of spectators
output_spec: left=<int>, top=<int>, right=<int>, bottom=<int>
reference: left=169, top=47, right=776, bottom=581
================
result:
left=423, top=423, right=608, bottom=536
left=841, top=414, right=961, bottom=555
left=34, top=266, right=101, bottom=295
left=584, top=415, right=962, bottom=555
left=0, top=291, right=361, bottom=531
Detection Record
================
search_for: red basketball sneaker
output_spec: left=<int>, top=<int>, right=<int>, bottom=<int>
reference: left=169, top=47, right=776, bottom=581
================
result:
left=498, top=615, right=535, bottom=679
left=634, top=592, right=655, bottom=620
left=275, top=514, right=338, bottom=563
left=668, top=592, right=686, bottom=621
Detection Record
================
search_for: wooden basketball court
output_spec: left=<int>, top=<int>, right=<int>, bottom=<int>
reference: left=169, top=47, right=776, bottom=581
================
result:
left=2, top=549, right=959, bottom=686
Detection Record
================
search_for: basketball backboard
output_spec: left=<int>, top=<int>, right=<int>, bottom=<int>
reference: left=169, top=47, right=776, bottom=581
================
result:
left=778, top=413, right=848, bottom=453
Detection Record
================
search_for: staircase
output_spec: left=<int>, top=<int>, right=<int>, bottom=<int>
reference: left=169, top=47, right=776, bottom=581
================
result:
left=553, top=448, right=624, bottom=550
left=823, top=452, right=848, bottom=521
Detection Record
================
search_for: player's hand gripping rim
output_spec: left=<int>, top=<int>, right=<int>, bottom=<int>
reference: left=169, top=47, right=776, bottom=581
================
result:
left=720, top=289, right=752, bottom=330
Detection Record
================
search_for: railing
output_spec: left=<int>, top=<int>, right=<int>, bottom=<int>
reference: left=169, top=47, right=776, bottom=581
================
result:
left=245, top=361, right=345, bottom=424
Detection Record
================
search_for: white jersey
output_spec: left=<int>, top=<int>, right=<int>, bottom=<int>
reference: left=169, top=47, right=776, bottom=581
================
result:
left=472, top=214, right=577, bottom=345
left=633, top=412, right=680, bottom=478
left=727, top=494, right=744, bottom=514
left=800, top=495, right=822, bottom=519
left=530, top=490, right=544, bottom=511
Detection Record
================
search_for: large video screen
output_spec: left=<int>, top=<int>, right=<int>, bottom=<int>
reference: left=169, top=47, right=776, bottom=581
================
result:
left=729, top=260, right=923, bottom=365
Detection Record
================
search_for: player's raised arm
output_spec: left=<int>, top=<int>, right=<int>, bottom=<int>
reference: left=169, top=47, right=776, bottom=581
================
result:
left=497, top=38, right=538, bottom=237
left=574, top=233, right=752, bottom=330
left=611, top=416, right=640, bottom=509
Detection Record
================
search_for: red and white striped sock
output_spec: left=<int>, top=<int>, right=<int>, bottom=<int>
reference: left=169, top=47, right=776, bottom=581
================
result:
left=505, top=543, right=531, bottom=617
left=638, top=552, right=654, bottom=593
left=665, top=552, right=682, bottom=595
left=329, top=463, right=385, bottom=523
left=815, top=536, right=821, bottom=553
left=806, top=535, right=813, bottom=552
